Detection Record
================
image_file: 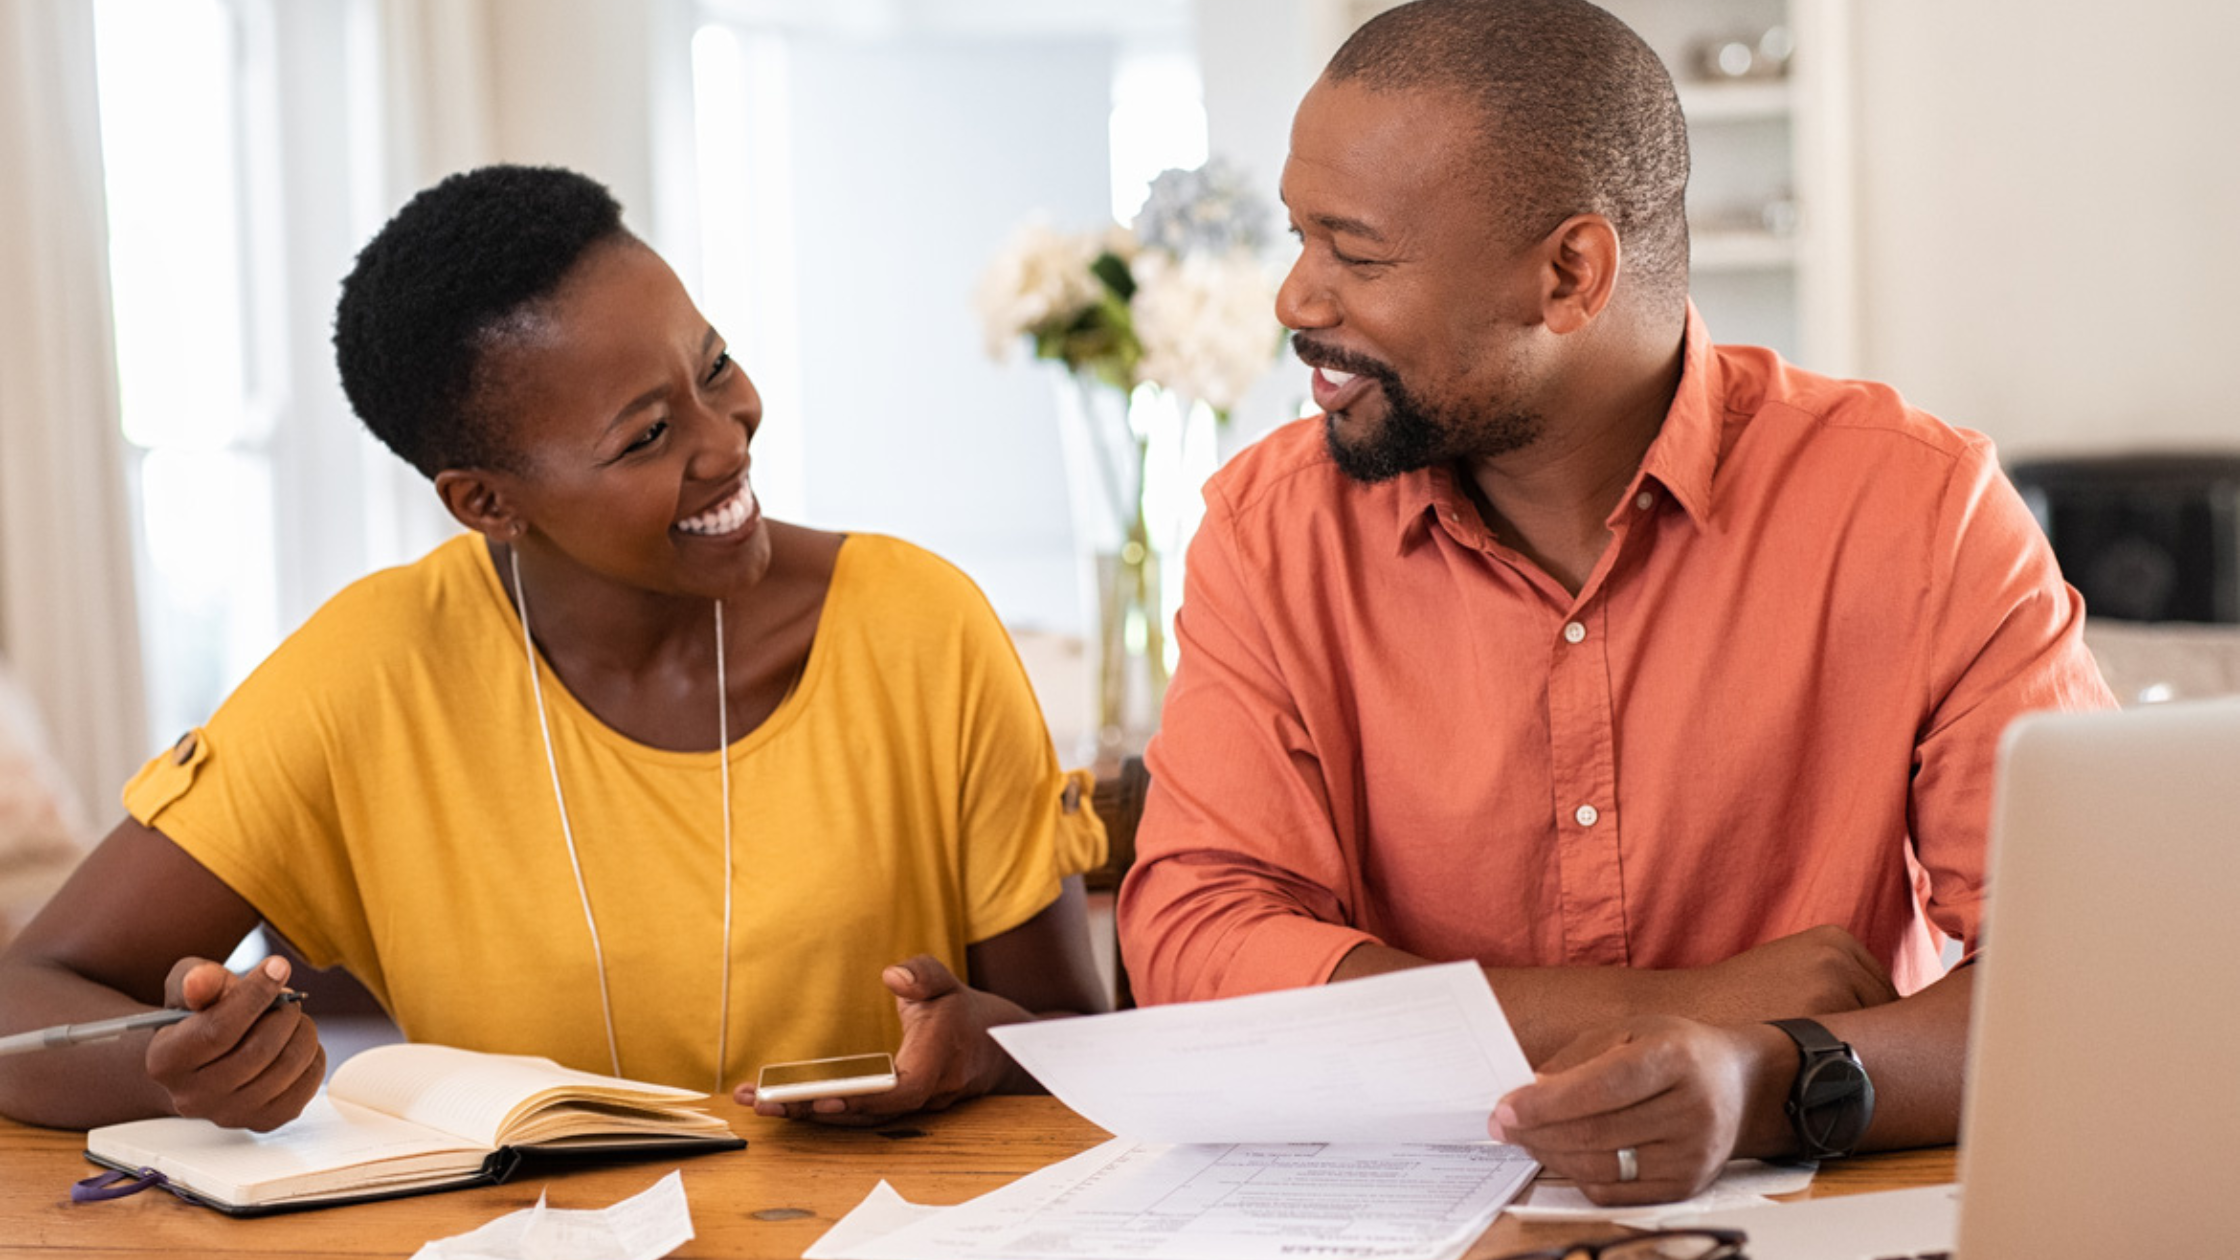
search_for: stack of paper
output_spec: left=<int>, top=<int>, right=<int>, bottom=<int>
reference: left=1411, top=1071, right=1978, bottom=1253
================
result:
left=810, top=963, right=1540, bottom=1260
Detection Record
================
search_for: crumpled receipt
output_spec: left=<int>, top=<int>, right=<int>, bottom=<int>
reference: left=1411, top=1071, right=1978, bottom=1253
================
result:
left=412, top=1170, right=695, bottom=1260
left=1502, top=1159, right=1818, bottom=1225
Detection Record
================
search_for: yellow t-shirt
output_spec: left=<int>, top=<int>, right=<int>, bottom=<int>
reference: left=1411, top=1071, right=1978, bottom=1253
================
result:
left=123, top=533, right=1101, bottom=1091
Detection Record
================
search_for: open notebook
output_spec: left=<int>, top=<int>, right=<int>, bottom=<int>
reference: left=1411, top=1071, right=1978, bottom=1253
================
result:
left=83, top=1043, right=743, bottom=1215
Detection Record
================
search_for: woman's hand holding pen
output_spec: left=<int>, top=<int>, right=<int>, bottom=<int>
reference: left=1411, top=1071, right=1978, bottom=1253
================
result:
left=146, top=955, right=325, bottom=1132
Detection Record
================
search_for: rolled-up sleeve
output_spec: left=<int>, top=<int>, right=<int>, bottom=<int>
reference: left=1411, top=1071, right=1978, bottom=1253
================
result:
left=1117, top=481, right=1380, bottom=1005
left=1909, top=438, right=2117, bottom=956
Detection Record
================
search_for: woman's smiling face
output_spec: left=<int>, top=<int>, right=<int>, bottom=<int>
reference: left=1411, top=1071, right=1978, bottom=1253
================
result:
left=471, top=237, right=773, bottom=602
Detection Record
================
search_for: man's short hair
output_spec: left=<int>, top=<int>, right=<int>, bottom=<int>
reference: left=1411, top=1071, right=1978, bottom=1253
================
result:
left=333, top=164, right=629, bottom=478
left=1326, top=0, right=1690, bottom=303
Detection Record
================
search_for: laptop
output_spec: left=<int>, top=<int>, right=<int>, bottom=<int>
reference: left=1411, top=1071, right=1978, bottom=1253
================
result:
left=1670, top=697, right=2240, bottom=1258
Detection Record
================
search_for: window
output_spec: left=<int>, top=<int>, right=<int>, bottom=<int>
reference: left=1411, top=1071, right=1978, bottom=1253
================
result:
left=688, top=22, right=808, bottom=522
left=1108, top=44, right=1208, bottom=225
left=92, top=0, right=282, bottom=745
left=92, top=0, right=410, bottom=752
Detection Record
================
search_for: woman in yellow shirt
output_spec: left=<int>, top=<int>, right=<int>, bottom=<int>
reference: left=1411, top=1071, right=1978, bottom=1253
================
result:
left=0, top=165, right=1108, bottom=1131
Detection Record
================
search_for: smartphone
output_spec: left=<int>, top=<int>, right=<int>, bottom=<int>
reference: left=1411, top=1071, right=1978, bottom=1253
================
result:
left=754, top=1052, right=899, bottom=1104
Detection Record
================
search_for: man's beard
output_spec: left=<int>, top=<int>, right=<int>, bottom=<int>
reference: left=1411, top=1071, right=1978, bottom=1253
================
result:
left=1293, top=334, right=1542, bottom=483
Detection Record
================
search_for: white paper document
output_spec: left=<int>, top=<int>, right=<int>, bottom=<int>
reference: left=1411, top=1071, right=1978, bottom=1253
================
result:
left=1503, top=1159, right=1818, bottom=1225
left=803, top=1181, right=949, bottom=1260
left=830, top=1138, right=1535, bottom=1260
left=987, top=961, right=1536, bottom=1145
left=412, top=1169, right=694, bottom=1260
left=813, top=965, right=1542, bottom=1260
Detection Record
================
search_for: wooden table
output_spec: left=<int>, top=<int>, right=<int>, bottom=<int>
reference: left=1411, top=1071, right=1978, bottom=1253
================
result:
left=0, top=1097, right=1955, bottom=1258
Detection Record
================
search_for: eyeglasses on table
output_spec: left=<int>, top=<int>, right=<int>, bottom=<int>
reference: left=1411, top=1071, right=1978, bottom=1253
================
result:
left=1489, top=1226, right=1748, bottom=1260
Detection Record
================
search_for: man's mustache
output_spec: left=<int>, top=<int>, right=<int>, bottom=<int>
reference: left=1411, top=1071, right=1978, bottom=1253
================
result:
left=1290, top=333, right=1398, bottom=384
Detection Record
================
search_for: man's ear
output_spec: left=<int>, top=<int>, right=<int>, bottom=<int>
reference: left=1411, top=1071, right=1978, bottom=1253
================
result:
left=433, top=468, right=524, bottom=541
left=1538, top=214, right=1620, bottom=335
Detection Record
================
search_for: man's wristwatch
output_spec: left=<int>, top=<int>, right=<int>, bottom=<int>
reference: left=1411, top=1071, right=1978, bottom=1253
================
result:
left=1766, top=1017, right=1875, bottom=1159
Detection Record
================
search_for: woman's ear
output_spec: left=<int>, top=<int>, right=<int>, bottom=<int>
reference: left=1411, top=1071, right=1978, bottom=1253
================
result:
left=433, top=469, right=523, bottom=541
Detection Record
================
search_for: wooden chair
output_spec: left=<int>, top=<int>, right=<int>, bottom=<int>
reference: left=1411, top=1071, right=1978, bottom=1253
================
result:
left=1086, top=755, right=1150, bottom=1008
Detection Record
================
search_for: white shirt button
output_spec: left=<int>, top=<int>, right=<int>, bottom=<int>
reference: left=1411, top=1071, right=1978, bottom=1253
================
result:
left=1575, top=804, right=1600, bottom=827
left=1635, top=491, right=1655, bottom=511
left=1563, top=621, right=1587, bottom=644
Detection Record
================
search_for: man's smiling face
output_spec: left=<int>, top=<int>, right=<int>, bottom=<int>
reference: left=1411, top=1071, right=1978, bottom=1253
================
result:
left=1277, top=77, right=1555, bottom=482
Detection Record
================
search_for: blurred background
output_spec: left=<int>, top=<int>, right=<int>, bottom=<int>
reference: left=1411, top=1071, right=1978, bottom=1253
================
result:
left=4, top=0, right=2240, bottom=877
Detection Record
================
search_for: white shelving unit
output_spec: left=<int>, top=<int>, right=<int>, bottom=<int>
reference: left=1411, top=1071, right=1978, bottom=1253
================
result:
left=1602, top=0, right=1856, bottom=373
left=1677, top=79, right=1793, bottom=123
left=1691, top=228, right=1801, bottom=271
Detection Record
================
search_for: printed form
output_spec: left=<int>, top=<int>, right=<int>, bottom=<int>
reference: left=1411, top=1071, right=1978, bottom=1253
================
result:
left=810, top=963, right=1540, bottom=1260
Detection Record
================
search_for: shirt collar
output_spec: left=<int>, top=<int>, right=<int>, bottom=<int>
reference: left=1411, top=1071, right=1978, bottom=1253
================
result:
left=1392, top=302, right=1722, bottom=554
left=1395, top=464, right=1474, bottom=555
left=1629, top=302, right=1719, bottom=530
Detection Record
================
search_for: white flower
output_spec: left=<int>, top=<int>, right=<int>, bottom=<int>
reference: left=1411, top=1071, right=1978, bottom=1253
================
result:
left=972, top=220, right=1107, bottom=360
left=1130, top=250, right=1280, bottom=414
left=1096, top=222, right=1141, bottom=266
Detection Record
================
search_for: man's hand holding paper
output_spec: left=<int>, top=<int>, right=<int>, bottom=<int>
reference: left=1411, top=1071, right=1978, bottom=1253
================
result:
left=987, top=960, right=1534, bottom=1145
left=812, top=964, right=1545, bottom=1260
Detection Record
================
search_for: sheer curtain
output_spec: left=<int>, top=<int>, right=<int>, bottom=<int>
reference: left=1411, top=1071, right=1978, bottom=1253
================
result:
left=377, top=0, right=495, bottom=194
left=0, top=0, right=149, bottom=816
left=348, top=0, right=502, bottom=574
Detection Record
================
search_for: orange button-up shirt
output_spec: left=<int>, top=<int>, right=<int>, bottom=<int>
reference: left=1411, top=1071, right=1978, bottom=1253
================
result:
left=1119, top=312, right=2115, bottom=1005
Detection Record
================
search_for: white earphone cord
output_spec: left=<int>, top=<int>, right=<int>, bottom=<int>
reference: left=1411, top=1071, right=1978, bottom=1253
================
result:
left=714, top=599, right=734, bottom=1095
left=511, top=546, right=624, bottom=1078
left=510, top=547, right=736, bottom=1091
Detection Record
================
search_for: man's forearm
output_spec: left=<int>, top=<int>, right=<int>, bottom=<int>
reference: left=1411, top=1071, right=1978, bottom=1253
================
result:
left=1331, top=930, right=1913, bottom=1070
left=1332, top=943, right=1702, bottom=1064
left=1733, top=963, right=1973, bottom=1156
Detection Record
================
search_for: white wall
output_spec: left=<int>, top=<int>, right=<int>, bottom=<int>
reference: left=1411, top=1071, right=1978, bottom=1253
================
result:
left=483, top=0, right=659, bottom=227
left=1192, top=0, right=1351, bottom=456
left=1850, top=0, right=2240, bottom=459
left=783, top=33, right=1117, bottom=632
left=1195, top=0, right=1344, bottom=223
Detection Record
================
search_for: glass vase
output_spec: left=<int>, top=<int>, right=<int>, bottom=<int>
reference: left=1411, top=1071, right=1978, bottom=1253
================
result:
left=1054, top=375, right=1220, bottom=769
left=1087, top=537, right=1169, bottom=770
left=1056, top=377, right=1164, bottom=769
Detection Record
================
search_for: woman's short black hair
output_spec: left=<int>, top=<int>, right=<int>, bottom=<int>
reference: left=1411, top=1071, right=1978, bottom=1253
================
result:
left=333, top=164, right=628, bottom=478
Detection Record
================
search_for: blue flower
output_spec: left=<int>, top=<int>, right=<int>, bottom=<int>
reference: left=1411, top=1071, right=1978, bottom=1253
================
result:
left=1131, top=158, right=1273, bottom=260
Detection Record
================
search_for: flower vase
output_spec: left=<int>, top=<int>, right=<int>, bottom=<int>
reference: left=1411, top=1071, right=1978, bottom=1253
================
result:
left=1055, top=377, right=1173, bottom=770
left=1135, top=387, right=1220, bottom=668
left=1087, top=535, right=1168, bottom=771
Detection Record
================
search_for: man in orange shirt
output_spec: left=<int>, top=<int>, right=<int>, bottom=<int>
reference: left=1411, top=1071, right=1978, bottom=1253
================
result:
left=1117, top=0, right=2114, bottom=1205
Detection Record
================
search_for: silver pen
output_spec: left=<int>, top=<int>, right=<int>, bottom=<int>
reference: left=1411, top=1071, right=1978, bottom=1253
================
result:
left=0, top=990, right=306, bottom=1058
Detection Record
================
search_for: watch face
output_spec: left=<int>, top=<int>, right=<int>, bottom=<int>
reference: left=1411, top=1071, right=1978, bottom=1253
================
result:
left=1794, top=1055, right=1876, bottom=1155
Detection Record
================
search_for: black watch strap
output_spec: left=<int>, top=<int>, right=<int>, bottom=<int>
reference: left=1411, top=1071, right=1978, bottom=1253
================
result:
left=1767, top=1017, right=1876, bottom=1159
